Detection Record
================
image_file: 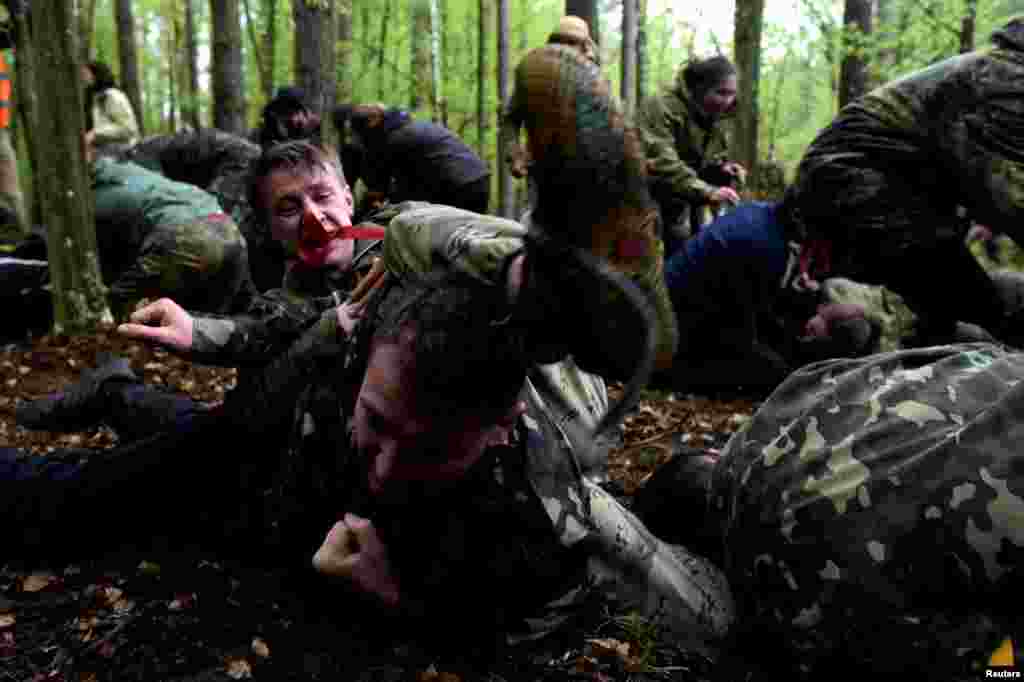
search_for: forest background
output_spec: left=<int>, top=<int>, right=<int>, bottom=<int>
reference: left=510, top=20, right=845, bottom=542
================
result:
left=14, top=0, right=1024, bottom=222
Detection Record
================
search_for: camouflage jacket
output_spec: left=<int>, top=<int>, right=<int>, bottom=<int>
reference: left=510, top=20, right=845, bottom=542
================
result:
left=201, top=204, right=733, bottom=650
left=794, top=18, right=1024, bottom=241
left=713, top=343, right=1024, bottom=675
left=636, top=68, right=733, bottom=224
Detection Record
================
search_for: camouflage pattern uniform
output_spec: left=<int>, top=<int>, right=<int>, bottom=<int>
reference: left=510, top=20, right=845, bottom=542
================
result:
left=502, top=43, right=678, bottom=372
left=821, top=277, right=917, bottom=353
left=92, top=157, right=251, bottom=317
left=712, top=343, right=1024, bottom=676
left=789, top=18, right=1024, bottom=337
left=118, top=129, right=292, bottom=293
left=183, top=203, right=732, bottom=650
left=636, top=67, right=733, bottom=246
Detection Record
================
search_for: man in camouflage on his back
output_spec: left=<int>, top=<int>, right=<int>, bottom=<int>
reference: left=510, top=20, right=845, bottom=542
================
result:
left=789, top=17, right=1024, bottom=345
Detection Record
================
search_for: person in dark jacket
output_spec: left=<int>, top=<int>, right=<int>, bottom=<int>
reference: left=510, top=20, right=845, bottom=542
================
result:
left=334, top=104, right=490, bottom=214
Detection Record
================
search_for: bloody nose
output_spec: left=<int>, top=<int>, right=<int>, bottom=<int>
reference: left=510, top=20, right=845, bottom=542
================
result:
left=298, top=209, right=338, bottom=267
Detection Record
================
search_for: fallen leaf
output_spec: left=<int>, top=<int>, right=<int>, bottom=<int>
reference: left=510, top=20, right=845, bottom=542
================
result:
left=574, top=655, right=599, bottom=673
left=251, top=637, right=270, bottom=658
left=225, top=657, right=252, bottom=679
left=587, top=637, right=631, bottom=660
left=22, top=571, right=57, bottom=593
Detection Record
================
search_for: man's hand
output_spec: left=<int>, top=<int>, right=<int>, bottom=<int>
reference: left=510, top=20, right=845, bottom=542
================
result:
left=337, top=300, right=365, bottom=336
left=509, top=146, right=530, bottom=178
left=709, top=186, right=740, bottom=205
left=116, top=298, right=195, bottom=351
left=313, top=513, right=400, bottom=607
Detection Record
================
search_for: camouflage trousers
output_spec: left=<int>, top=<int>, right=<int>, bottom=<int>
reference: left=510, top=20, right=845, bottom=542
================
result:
left=713, top=343, right=1024, bottom=677
left=109, top=213, right=250, bottom=317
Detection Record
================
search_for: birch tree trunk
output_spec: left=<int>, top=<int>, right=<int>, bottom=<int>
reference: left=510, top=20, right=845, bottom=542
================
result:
left=636, top=0, right=647, bottom=104
left=115, top=0, right=146, bottom=135
left=32, top=1, right=112, bottom=333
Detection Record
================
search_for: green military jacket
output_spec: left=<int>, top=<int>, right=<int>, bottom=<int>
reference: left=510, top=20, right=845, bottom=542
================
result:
left=637, top=68, right=732, bottom=230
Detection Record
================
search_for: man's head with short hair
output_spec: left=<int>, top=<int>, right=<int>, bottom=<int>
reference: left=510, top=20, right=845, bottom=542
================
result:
left=547, top=16, right=599, bottom=63
left=258, top=86, right=321, bottom=149
left=350, top=273, right=530, bottom=496
left=245, top=141, right=354, bottom=268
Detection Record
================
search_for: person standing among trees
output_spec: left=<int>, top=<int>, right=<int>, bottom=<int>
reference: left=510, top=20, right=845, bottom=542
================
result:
left=637, top=55, right=745, bottom=254
left=500, top=15, right=601, bottom=182
left=81, top=60, right=139, bottom=159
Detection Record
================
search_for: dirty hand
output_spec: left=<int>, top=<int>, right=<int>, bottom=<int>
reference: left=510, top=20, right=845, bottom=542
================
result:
left=709, top=186, right=740, bottom=205
left=116, top=298, right=194, bottom=351
left=336, top=300, right=365, bottom=336
left=312, top=513, right=400, bottom=607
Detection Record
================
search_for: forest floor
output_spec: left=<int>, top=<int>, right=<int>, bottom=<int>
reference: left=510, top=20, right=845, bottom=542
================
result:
left=0, top=326, right=760, bottom=682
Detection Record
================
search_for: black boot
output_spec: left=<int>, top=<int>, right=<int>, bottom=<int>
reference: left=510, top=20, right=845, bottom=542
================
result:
left=16, top=353, right=138, bottom=431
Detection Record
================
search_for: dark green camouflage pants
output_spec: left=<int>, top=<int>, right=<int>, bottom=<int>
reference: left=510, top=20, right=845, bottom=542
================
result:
left=714, top=343, right=1024, bottom=677
left=109, top=212, right=250, bottom=317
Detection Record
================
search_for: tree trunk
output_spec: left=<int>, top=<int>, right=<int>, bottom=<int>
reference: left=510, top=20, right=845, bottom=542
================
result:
left=77, top=0, right=98, bottom=63
left=838, top=0, right=872, bottom=110
left=565, top=0, right=598, bottom=51
left=477, top=0, right=491, bottom=155
left=410, top=0, right=431, bottom=111
left=429, top=0, right=443, bottom=122
left=959, top=0, right=978, bottom=53
left=636, top=0, right=647, bottom=104
left=733, top=0, right=763, bottom=189
left=292, top=0, right=335, bottom=126
left=168, top=1, right=179, bottom=132
left=264, top=0, right=278, bottom=98
left=621, top=0, right=637, bottom=116
left=243, top=0, right=273, bottom=100
left=31, top=1, right=112, bottom=333
left=115, top=0, right=146, bottom=136
left=337, top=0, right=353, bottom=104
left=210, top=0, right=247, bottom=134
left=183, top=0, right=201, bottom=130
left=12, top=4, right=41, bottom=226
left=496, top=0, right=512, bottom=218
left=377, top=0, right=390, bottom=100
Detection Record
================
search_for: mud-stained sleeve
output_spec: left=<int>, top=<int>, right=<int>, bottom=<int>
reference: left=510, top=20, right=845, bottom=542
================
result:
left=383, top=204, right=527, bottom=285
left=185, top=292, right=325, bottom=366
left=638, top=97, right=716, bottom=202
left=220, top=307, right=349, bottom=427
